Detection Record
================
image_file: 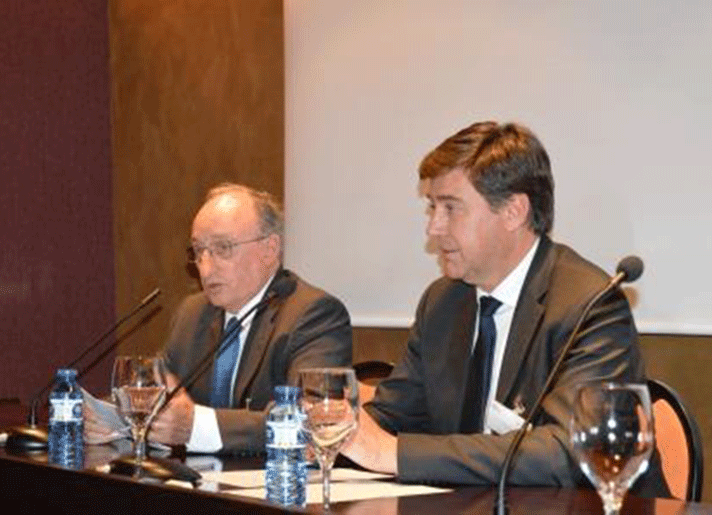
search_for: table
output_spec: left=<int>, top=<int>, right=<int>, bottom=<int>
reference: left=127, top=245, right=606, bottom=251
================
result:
left=2, top=447, right=710, bottom=515
left=1, top=403, right=709, bottom=515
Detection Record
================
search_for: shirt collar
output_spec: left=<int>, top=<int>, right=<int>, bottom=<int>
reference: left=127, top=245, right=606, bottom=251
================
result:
left=478, top=237, right=541, bottom=310
left=224, top=272, right=276, bottom=327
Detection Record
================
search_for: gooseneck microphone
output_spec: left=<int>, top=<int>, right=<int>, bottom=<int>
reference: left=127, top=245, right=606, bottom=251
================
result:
left=493, top=256, right=643, bottom=515
left=161, top=276, right=297, bottom=408
left=5, top=288, right=161, bottom=451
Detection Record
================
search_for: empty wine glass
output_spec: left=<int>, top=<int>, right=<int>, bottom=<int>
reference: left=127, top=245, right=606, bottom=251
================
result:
left=111, top=355, right=167, bottom=474
left=298, top=367, right=359, bottom=510
left=570, top=382, right=654, bottom=515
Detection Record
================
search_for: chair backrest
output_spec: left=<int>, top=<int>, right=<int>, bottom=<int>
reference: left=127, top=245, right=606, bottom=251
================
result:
left=648, top=379, right=704, bottom=501
left=353, top=360, right=394, bottom=405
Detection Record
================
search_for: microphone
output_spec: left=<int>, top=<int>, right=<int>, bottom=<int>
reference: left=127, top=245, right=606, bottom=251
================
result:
left=162, top=276, right=297, bottom=407
left=493, top=256, right=643, bottom=515
left=5, top=288, right=161, bottom=451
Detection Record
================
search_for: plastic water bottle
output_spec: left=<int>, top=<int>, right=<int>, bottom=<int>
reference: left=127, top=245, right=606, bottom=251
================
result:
left=265, top=385, right=307, bottom=507
left=47, top=368, right=84, bottom=469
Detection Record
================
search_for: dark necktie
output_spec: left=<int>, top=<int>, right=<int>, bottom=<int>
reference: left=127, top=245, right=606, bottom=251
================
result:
left=210, top=317, right=241, bottom=408
left=460, top=295, right=502, bottom=433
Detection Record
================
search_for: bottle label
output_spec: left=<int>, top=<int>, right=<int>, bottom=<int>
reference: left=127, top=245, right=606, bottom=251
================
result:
left=50, top=398, right=82, bottom=423
left=266, top=420, right=304, bottom=448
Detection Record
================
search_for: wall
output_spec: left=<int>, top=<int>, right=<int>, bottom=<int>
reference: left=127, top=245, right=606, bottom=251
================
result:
left=110, top=0, right=284, bottom=360
left=0, top=0, right=113, bottom=400
left=284, top=0, right=712, bottom=333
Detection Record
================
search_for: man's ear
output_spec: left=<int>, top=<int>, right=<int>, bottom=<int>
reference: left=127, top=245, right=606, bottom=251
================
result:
left=262, top=233, right=282, bottom=264
left=502, top=193, right=531, bottom=231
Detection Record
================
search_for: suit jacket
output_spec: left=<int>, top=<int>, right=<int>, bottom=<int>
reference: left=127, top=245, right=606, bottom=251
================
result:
left=164, top=269, right=352, bottom=454
left=367, top=236, right=668, bottom=496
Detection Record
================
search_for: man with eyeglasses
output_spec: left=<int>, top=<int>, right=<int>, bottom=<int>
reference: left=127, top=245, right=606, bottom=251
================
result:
left=90, top=183, right=352, bottom=454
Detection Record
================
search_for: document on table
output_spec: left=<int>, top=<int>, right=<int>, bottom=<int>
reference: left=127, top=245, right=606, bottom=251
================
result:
left=168, top=468, right=451, bottom=503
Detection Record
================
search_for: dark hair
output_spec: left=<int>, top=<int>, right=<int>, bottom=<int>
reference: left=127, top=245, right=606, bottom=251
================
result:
left=418, top=121, right=554, bottom=234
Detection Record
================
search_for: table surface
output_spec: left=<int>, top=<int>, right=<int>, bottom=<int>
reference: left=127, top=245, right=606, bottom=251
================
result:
left=1, top=402, right=710, bottom=515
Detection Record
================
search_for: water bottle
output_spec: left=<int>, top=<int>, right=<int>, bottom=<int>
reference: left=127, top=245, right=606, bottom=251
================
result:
left=265, top=385, right=307, bottom=507
left=48, top=368, right=84, bottom=469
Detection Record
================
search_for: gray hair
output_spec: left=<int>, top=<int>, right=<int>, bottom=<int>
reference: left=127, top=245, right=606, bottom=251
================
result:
left=205, top=183, right=284, bottom=239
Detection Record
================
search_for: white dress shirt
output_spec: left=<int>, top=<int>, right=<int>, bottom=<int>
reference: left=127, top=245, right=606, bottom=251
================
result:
left=186, top=276, right=274, bottom=452
left=474, top=238, right=540, bottom=434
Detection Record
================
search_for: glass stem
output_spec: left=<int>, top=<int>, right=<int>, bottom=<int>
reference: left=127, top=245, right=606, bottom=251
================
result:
left=133, top=425, right=147, bottom=475
left=602, top=501, right=621, bottom=515
left=323, top=462, right=332, bottom=511
left=600, top=485, right=624, bottom=515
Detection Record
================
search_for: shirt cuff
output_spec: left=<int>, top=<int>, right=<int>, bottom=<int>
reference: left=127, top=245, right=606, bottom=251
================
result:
left=186, top=404, right=223, bottom=453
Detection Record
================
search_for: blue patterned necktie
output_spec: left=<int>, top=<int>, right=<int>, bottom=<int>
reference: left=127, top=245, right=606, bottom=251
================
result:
left=210, top=317, right=241, bottom=408
left=461, top=295, right=502, bottom=433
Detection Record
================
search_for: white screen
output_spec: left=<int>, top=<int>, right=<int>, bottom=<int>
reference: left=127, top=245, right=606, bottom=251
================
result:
left=284, top=0, right=712, bottom=334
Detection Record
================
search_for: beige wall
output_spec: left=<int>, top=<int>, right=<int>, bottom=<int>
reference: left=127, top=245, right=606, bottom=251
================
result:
left=110, top=0, right=283, bottom=358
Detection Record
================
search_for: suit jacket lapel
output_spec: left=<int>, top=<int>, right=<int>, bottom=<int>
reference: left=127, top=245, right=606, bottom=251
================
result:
left=449, top=286, right=479, bottom=430
left=232, top=271, right=288, bottom=407
left=194, top=308, right=224, bottom=403
left=233, top=300, right=278, bottom=406
left=495, top=236, right=553, bottom=405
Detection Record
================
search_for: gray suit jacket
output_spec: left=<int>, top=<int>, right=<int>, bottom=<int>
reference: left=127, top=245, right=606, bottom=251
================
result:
left=367, top=236, right=667, bottom=496
left=164, top=269, right=352, bottom=454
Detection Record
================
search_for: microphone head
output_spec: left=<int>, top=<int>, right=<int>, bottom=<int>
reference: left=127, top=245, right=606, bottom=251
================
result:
left=140, top=287, right=161, bottom=306
left=272, top=275, right=298, bottom=299
left=616, top=256, right=644, bottom=283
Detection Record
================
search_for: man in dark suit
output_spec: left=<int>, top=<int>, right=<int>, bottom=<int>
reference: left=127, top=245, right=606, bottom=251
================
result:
left=342, top=122, right=666, bottom=495
left=145, top=184, right=352, bottom=453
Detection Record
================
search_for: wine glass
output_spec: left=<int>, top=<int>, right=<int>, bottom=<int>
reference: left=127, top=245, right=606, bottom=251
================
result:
left=570, top=382, right=654, bottom=515
left=298, top=367, right=359, bottom=510
left=111, top=355, right=167, bottom=474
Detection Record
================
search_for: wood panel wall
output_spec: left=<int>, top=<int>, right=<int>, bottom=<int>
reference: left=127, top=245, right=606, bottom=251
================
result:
left=110, top=0, right=284, bottom=362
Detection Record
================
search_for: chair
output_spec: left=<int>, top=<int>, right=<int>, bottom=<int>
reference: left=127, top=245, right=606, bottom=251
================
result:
left=648, top=378, right=704, bottom=501
left=353, top=360, right=394, bottom=405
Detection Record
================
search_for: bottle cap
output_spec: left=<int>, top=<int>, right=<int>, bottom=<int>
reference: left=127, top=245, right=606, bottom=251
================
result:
left=273, top=385, right=301, bottom=403
left=56, top=368, right=78, bottom=380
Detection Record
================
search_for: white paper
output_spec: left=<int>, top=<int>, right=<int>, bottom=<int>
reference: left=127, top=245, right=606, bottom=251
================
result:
left=173, top=468, right=451, bottom=503
left=234, top=480, right=450, bottom=504
left=198, top=467, right=391, bottom=489
left=81, top=387, right=130, bottom=442
left=488, top=400, right=526, bottom=435
left=82, top=387, right=170, bottom=451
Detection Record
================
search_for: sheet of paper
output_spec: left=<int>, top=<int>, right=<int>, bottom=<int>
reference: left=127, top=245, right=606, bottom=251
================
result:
left=198, top=467, right=392, bottom=489
left=233, top=480, right=451, bottom=504
left=174, top=468, right=451, bottom=503
left=82, top=387, right=171, bottom=452
left=489, top=400, right=526, bottom=435
left=81, top=387, right=130, bottom=442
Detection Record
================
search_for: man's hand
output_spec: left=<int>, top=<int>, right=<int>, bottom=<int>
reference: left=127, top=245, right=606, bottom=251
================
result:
left=341, top=406, right=398, bottom=475
left=148, top=372, right=195, bottom=446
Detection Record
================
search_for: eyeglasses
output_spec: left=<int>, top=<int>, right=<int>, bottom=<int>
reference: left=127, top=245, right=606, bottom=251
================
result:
left=187, top=235, right=268, bottom=263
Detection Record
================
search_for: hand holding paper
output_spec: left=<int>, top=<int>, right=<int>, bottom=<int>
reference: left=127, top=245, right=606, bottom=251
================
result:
left=81, top=387, right=131, bottom=444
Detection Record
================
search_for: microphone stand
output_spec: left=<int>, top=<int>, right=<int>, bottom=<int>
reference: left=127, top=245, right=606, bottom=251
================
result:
left=162, top=285, right=291, bottom=408
left=109, top=279, right=295, bottom=484
left=5, top=289, right=161, bottom=451
left=494, top=258, right=642, bottom=515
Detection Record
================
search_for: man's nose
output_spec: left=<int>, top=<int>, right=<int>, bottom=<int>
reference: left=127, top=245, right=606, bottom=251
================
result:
left=197, top=252, right=214, bottom=277
left=426, top=209, right=445, bottom=236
